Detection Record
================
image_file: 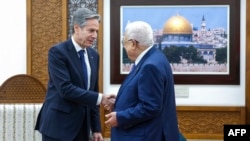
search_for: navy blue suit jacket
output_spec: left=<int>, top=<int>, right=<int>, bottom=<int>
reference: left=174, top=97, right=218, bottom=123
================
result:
left=111, top=47, right=180, bottom=141
left=35, top=39, right=101, bottom=141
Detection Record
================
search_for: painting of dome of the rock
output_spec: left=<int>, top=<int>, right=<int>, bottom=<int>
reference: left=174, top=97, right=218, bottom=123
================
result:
left=121, top=6, right=229, bottom=74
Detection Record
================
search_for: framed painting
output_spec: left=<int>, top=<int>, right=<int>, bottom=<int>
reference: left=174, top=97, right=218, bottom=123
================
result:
left=110, top=0, right=240, bottom=85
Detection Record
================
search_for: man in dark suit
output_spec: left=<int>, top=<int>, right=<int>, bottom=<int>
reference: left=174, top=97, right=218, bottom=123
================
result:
left=105, top=21, right=180, bottom=141
left=35, top=8, right=112, bottom=141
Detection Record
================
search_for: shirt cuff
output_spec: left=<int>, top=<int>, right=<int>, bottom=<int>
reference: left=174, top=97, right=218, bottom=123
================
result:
left=96, top=93, right=102, bottom=105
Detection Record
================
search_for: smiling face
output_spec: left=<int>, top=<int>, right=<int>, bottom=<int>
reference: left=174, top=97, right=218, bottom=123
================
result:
left=73, top=18, right=99, bottom=48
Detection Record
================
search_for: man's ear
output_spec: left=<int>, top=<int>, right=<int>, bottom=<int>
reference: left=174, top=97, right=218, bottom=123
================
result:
left=74, top=24, right=80, bottom=33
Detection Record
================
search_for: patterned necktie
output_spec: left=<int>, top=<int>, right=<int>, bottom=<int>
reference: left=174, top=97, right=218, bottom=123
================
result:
left=78, top=50, right=88, bottom=87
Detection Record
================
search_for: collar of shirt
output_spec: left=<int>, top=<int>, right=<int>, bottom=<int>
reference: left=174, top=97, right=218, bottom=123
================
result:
left=134, top=45, right=153, bottom=66
left=71, top=36, right=86, bottom=53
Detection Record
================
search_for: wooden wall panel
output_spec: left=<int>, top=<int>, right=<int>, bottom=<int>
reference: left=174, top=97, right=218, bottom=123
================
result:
left=177, top=106, right=245, bottom=139
left=27, top=0, right=68, bottom=88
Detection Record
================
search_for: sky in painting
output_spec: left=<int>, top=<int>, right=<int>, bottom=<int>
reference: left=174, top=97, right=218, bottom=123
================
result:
left=121, top=5, right=229, bottom=32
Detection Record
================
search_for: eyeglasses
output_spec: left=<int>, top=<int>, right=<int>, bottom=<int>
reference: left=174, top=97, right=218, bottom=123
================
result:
left=121, top=39, right=139, bottom=46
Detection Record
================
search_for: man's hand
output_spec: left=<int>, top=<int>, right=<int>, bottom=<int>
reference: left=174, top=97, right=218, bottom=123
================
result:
left=105, top=112, right=118, bottom=127
left=101, top=94, right=116, bottom=111
left=92, top=132, right=103, bottom=141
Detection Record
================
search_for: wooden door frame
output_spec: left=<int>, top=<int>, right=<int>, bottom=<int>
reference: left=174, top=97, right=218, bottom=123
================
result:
left=246, top=0, right=250, bottom=124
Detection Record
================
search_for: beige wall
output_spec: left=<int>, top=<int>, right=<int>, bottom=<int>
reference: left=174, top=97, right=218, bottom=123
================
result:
left=0, top=0, right=27, bottom=84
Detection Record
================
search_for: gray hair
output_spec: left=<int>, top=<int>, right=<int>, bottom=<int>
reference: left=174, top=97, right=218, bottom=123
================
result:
left=125, top=21, right=154, bottom=47
left=71, top=8, right=101, bottom=34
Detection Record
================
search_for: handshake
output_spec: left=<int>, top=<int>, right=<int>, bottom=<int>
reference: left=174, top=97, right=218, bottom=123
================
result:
left=101, top=94, right=118, bottom=127
left=101, top=94, right=116, bottom=111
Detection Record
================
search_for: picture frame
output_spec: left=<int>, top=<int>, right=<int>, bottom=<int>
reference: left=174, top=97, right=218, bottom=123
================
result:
left=110, top=0, right=240, bottom=85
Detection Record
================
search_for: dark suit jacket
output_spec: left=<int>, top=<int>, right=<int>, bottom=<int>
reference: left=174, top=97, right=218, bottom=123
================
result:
left=111, top=47, right=180, bottom=141
left=35, top=39, right=101, bottom=141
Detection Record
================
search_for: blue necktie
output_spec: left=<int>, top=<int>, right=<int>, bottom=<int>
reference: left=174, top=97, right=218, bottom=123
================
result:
left=78, top=50, right=88, bottom=87
left=130, top=64, right=136, bottom=73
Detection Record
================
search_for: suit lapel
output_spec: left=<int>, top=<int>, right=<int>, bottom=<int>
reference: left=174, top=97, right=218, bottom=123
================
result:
left=116, top=64, right=139, bottom=101
left=116, top=47, right=156, bottom=102
left=66, top=39, right=87, bottom=88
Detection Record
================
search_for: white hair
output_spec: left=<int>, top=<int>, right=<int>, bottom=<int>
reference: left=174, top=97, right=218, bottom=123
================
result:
left=125, top=21, right=154, bottom=47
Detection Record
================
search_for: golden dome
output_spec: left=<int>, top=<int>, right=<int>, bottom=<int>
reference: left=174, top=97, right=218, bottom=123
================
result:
left=163, top=14, right=192, bottom=34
